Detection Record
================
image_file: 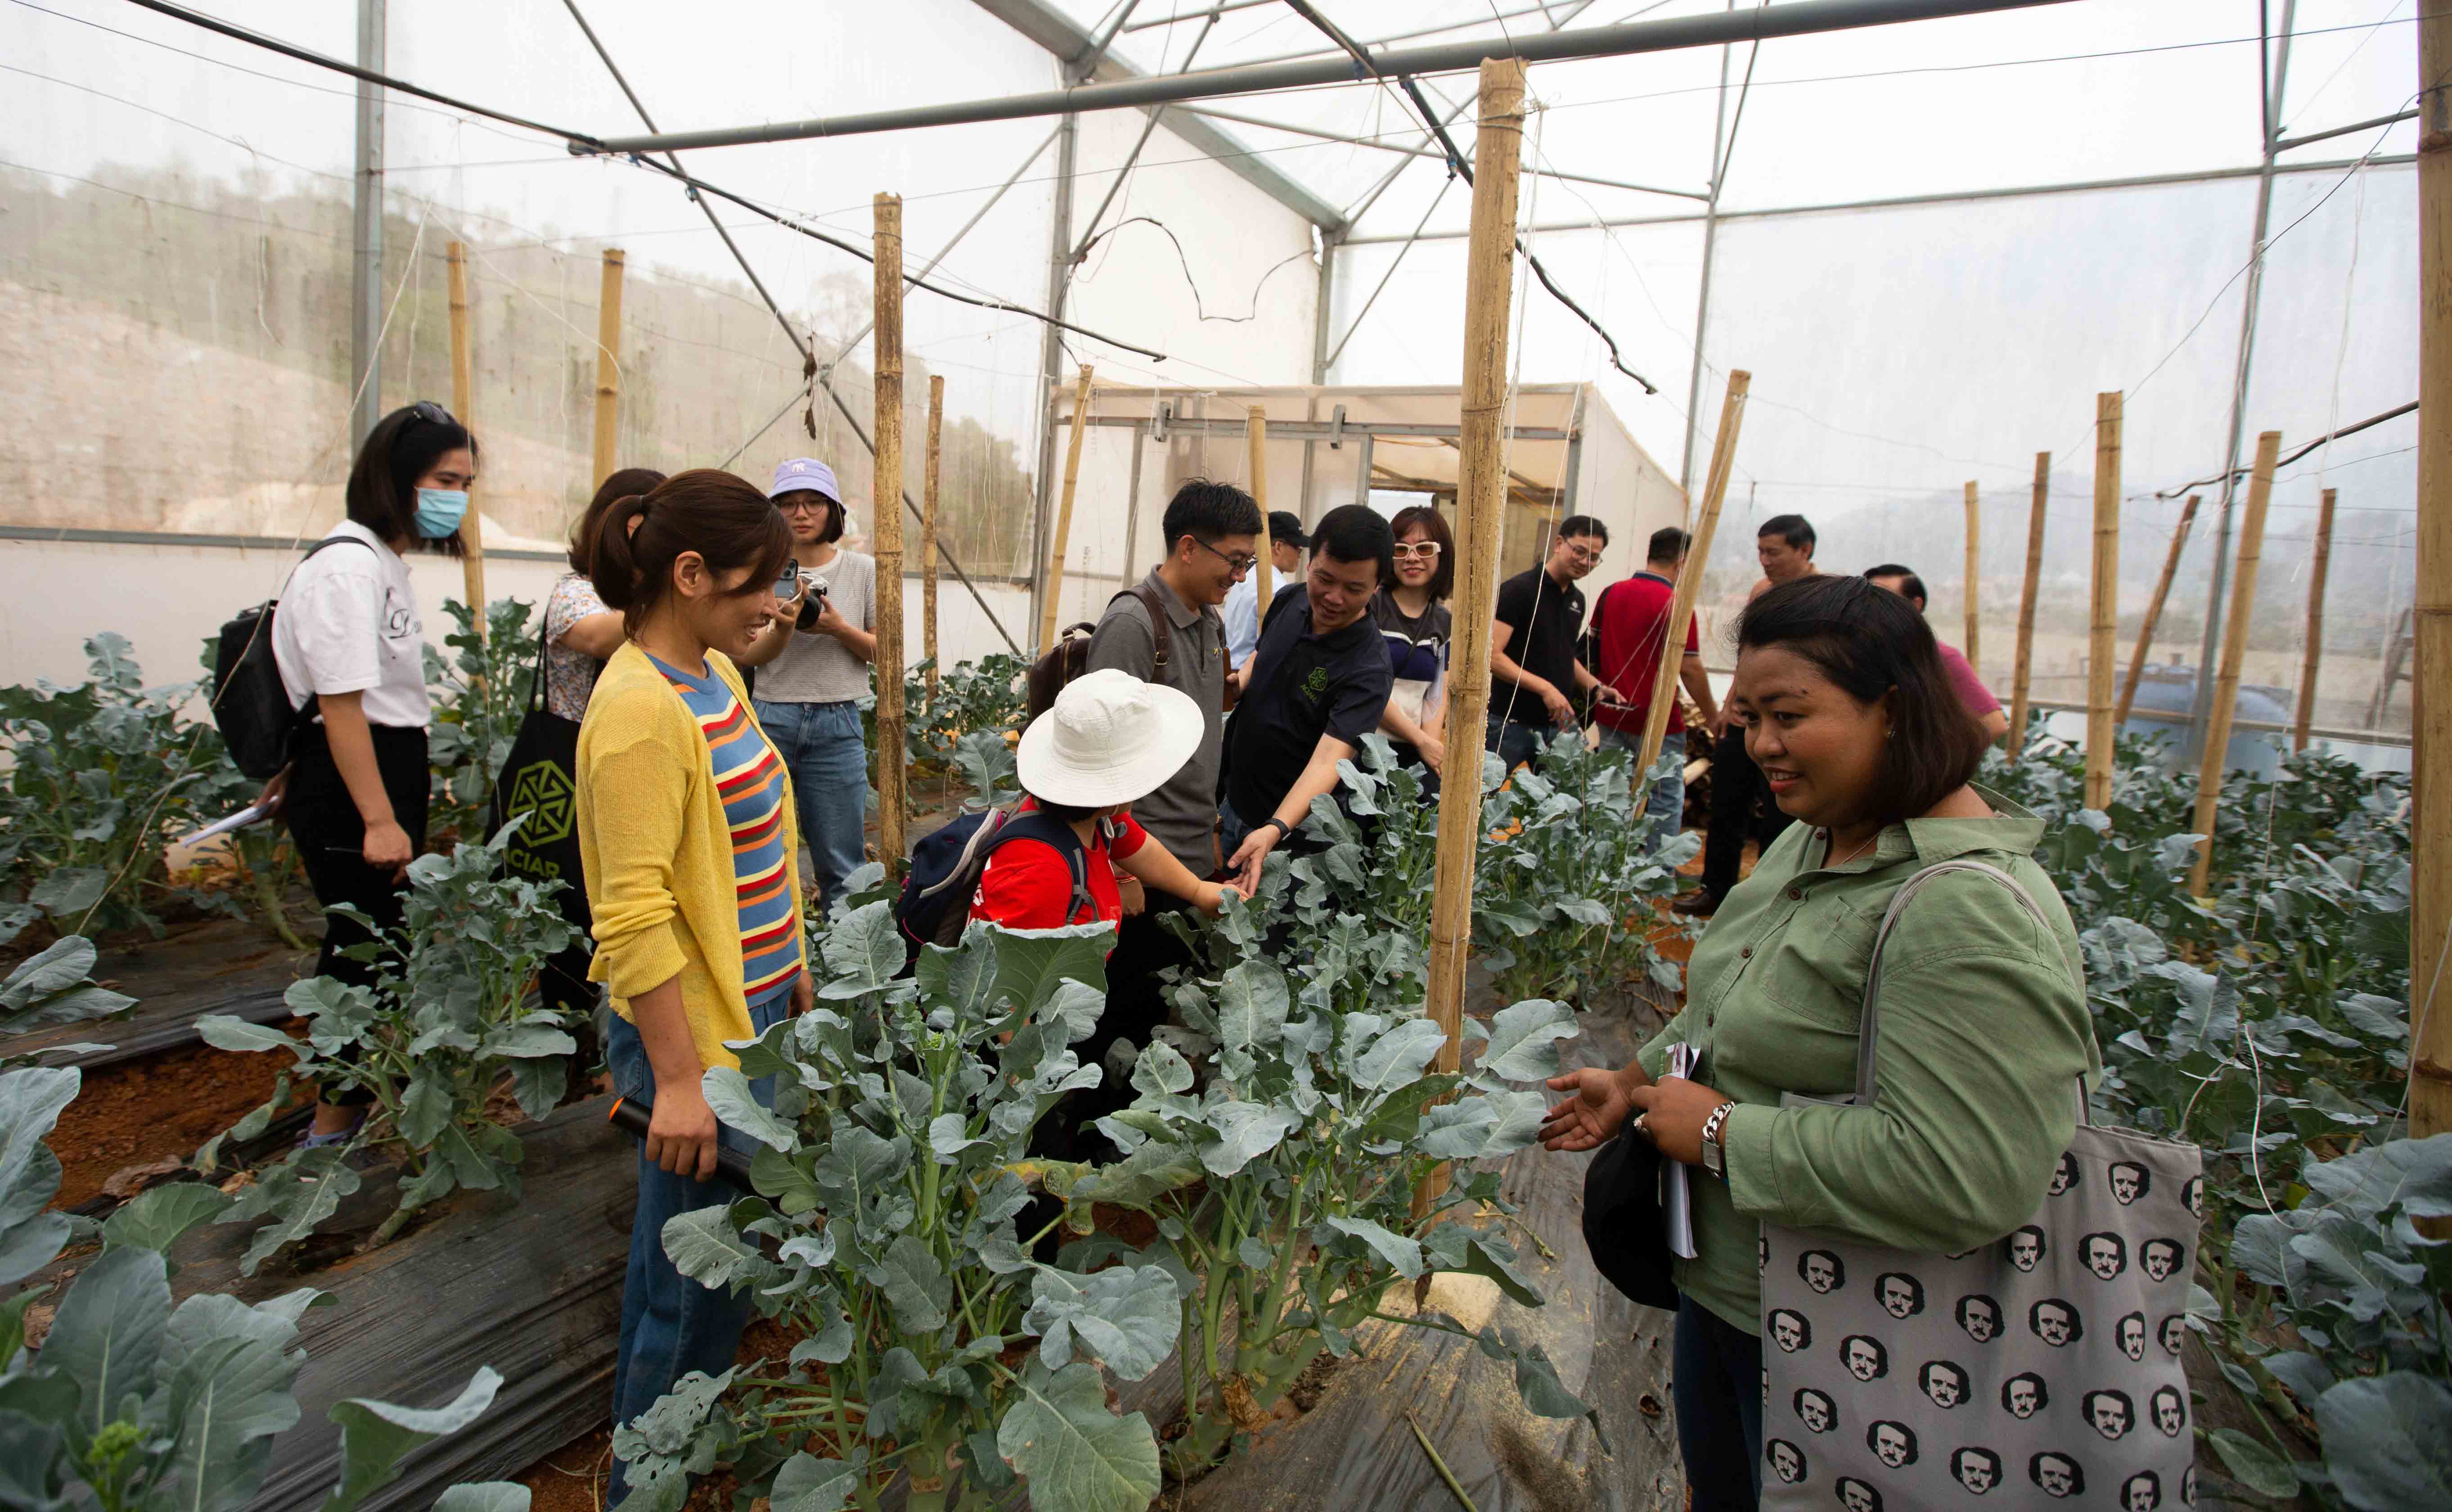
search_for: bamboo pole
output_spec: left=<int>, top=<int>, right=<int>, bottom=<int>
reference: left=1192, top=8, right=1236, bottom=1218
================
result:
left=2188, top=431, right=2281, bottom=896
left=1037, top=364, right=1094, bottom=652
left=1962, top=480, right=1981, bottom=675
left=591, top=248, right=626, bottom=488
left=2085, top=391, right=2123, bottom=812
left=1418, top=58, right=1526, bottom=1219
left=872, top=194, right=908, bottom=877
left=923, top=374, right=943, bottom=693
left=446, top=241, right=487, bottom=627
left=2114, top=495, right=2202, bottom=728
left=2293, top=487, right=2336, bottom=752
left=1249, top=407, right=1274, bottom=608
left=1638, top=370, right=1751, bottom=774
left=2006, top=451, right=2049, bottom=760
left=2411, top=0, right=2449, bottom=1139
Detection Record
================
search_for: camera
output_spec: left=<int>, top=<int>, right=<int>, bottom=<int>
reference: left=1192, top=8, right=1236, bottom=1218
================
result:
left=794, top=575, right=830, bottom=630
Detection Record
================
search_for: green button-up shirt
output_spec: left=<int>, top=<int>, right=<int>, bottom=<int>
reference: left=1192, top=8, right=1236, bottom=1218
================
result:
left=1638, top=788, right=2098, bottom=1335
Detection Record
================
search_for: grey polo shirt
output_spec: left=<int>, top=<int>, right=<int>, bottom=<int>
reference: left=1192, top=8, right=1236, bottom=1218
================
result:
left=1087, top=569, right=1226, bottom=874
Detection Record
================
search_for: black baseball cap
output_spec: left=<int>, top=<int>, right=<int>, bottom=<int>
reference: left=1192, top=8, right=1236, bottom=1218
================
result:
left=1268, top=511, right=1310, bottom=549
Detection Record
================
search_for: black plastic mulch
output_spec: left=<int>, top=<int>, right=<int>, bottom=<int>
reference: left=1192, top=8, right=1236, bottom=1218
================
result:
left=11, top=915, right=311, bottom=1068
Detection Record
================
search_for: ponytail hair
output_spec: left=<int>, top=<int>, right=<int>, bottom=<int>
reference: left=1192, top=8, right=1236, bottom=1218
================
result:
left=571, top=467, right=667, bottom=575
left=588, top=468, right=791, bottom=630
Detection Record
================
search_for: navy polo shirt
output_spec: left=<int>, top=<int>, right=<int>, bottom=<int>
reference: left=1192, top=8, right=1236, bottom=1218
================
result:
left=1225, top=582, right=1393, bottom=824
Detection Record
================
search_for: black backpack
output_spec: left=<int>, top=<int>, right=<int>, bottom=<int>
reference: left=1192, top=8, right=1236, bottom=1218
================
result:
left=210, top=536, right=374, bottom=779
left=893, top=804, right=1094, bottom=968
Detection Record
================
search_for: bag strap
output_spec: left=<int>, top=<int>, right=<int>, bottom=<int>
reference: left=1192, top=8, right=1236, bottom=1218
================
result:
left=1125, top=585, right=1172, bottom=679
left=1854, top=857, right=2084, bottom=1118
left=985, top=810, right=1097, bottom=922
left=284, top=534, right=380, bottom=733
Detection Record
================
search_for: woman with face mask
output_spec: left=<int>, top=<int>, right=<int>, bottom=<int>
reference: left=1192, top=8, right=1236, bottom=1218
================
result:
left=263, top=400, right=474, bottom=1146
left=574, top=469, right=813, bottom=1505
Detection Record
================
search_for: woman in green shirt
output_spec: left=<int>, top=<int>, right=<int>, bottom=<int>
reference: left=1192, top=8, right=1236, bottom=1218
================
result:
left=1541, top=575, right=2095, bottom=1510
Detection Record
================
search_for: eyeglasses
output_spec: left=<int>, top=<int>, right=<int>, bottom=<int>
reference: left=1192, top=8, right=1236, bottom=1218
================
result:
left=1392, top=541, right=1443, bottom=561
left=1192, top=537, right=1258, bottom=576
left=1561, top=542, right=1605, bottom=566
left=777, top=495, right=832, bottom=514
left=405, top=400, right=458, bottom=428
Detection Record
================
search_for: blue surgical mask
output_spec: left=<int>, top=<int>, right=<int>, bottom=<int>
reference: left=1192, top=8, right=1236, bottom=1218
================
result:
left=414, top=487, right=469, bottom=538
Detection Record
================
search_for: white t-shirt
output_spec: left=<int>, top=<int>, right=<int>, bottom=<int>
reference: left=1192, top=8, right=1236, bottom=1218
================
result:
left=271, top=521, right=432, bottom=729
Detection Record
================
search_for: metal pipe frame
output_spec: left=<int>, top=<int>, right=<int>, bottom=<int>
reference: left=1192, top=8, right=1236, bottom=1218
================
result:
left=578, top=0, right=2083, bottom=156
left=349, top=0, right=385, bottom=446
left=1338, top=152, right=2420, bottom=243
left=2186, top=0, right=2296, bottom=764
left=1065, top=414, right=1577, bottom=441
left=1175, top=103, right=1708, bottom=199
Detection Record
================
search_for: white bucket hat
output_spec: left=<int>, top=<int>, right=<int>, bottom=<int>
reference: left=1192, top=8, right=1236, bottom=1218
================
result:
left=1017, top=668, right=1205, bottom=809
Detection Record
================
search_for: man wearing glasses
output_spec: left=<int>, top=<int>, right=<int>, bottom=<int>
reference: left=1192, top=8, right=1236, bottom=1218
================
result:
left=753, top=458, right=878, bottom=910
left=1077, top=478, right=1261, bottom=1154
left=1488, top=515, right=1625, bottom=772
left=1221, top=510, right=1311, bottom=673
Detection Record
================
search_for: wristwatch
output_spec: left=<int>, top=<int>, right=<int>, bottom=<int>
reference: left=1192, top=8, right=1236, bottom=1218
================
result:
left=1253, top=817, right=1290, bottom=844
left=1699, top=1100, right=1738, bottom=1178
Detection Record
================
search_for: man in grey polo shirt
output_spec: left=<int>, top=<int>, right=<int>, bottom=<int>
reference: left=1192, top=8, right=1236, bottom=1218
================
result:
left=1077, top=479, right=1260, bottom=1133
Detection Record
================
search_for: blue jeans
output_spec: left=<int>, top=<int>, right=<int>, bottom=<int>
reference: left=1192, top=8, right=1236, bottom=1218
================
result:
left=1597, top=726, right=1686, bottom=849
left=752, top=698, right=868, bottom=909
left=1671, top=1295, right=1764, bottom=1511
left=605, top=994, right=787, bottom=1506
left=1485, top=713, right=1552, bottom=773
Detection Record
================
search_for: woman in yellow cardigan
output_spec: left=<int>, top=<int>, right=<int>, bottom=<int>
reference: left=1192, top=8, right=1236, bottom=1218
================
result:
left=574, top=469, right=811, bottom=1505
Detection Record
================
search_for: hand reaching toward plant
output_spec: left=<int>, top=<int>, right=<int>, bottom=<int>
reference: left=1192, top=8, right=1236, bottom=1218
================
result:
left=1540, top=1062, right=1651, bottom=1152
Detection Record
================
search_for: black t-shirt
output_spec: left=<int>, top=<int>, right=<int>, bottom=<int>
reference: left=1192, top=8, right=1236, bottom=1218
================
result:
left=1491, top=565, right=1587, bottom=725
left=1226, top=582, right=1393, bottom=824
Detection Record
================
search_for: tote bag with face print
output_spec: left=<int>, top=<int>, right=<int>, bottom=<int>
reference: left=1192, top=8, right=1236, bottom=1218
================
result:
left=1758, top=860, right=2206, bottom=1512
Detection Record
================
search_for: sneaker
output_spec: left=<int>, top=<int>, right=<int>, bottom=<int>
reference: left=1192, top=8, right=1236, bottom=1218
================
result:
left=1671, top=892, right=1720, bottom=918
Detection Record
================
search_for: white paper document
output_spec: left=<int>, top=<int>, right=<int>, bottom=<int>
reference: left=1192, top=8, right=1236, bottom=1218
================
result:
left=1664, top=1041, right=1698, bottom=1259
left=180, top=803, right=269, bottom=846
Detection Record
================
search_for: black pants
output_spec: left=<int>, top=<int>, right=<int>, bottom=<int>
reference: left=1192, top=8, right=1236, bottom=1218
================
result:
left=286, top=722, right=429, bottom=1108
left=1699, top=720, right=1792, bottom=903
left=286, top=721, right=431, bottom=986
left=1671, top=1296, right=1764, bottom=1511
left=1044, top=891, right=1195, bottom=1165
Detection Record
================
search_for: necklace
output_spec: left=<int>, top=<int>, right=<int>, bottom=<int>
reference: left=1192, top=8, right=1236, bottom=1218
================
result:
left=1828, top=830, right=1879, bottom=868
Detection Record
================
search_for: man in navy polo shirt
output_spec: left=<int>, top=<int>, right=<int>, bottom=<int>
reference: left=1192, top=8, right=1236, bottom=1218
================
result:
left=1220, top=504, right=1395, bottom=891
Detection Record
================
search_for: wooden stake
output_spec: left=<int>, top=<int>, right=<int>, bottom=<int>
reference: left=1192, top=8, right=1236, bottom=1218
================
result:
left=2114, top=495, right=2202, bottom=728
left=1418, top=58, right=1526, bottom=1219
left=1962, top=480, right=1982, bottom=676
left=1639, top=370, right=1751, bottom=774
left=923, top=374, right=943, bottom=693
left=591, top=248, right=626, bottom=489
left=2085, top=392, right=2123, bottom=812
left=2294, top=487, right=2337, bottom=752
left=2006, top=452, right=2049, bottom=760
left=2410, top=0, right=2449, bottom=1139
left=872, top=195, right=908, bottom=877
left=1249, top=407, right=1274, bottom=609
left=1037, top=364, right=1094, bottom=652
left=2188, top=431, right=2281, bottom=896
left=446, top=241, right=487, bottom=627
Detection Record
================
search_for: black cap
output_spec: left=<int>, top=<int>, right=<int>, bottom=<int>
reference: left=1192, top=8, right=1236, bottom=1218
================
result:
left=1268, top=510, right=1310, bottom=549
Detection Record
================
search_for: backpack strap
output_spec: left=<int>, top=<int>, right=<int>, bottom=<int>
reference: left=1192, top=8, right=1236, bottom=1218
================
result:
left=984, top=810, right=1098, bottom=924
left=1120, top=585, right=1172, bottom=680
left=283, top=534, right=381, bottom=733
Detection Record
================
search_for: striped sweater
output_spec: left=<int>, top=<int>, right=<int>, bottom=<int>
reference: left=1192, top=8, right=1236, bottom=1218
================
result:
left=576, top=643, right=807, bottom=1076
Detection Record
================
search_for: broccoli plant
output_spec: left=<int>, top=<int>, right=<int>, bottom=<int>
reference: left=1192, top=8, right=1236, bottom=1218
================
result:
left=1078, top=886, right=1598, bottom=1475
left=0, top=936, right=137, bottom=1070
left=614, top=911, right=1167, bottom=1512
left=197, top=828, right=577, bottom=1270
left=0, top=634, right=225, bottom=945
left=0, top=1062, right=526, bottom=1512
left=424, top=598, right=541, bottom=846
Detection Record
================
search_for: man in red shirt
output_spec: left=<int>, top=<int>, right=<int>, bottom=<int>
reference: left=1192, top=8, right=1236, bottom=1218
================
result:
left=1863, top=564, right=2010, bottom=743
left=1590, top=526, right=1721, bottom=844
